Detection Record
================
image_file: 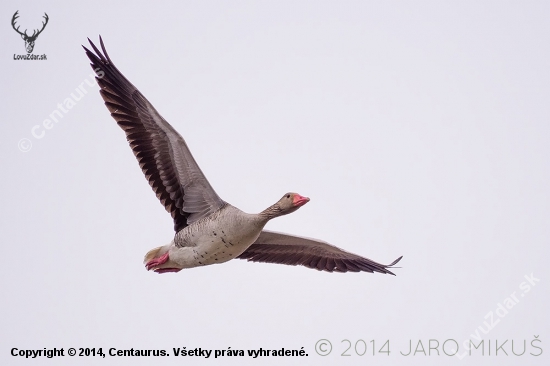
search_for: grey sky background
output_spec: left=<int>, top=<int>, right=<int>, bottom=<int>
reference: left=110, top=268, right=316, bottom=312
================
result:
left=1, top=1, right=548, bottom=365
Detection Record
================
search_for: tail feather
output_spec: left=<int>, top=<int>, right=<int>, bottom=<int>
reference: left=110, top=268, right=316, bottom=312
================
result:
left=143, top=246, right=163, bottom=264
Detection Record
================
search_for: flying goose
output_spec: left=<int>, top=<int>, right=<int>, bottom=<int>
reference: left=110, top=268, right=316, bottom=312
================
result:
left=83, top=37, right=402, bottom=275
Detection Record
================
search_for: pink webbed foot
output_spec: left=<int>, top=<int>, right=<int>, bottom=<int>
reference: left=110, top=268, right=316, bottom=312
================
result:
left=145, top=252, right=169, bottom=271
left=145, top=252, right=182, bottom=274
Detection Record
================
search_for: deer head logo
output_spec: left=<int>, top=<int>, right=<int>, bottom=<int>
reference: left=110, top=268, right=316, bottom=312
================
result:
left=12, top=11, right=49, bottom=54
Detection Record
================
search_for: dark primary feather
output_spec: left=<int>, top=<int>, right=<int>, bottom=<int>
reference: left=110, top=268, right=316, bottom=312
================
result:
left=238, top=231, right=403, bottom=274
left=83, top=37, right=225, bottom=232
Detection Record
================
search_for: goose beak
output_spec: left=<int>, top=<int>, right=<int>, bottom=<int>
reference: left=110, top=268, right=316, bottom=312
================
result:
left=293, top=194, right=310, bottom=207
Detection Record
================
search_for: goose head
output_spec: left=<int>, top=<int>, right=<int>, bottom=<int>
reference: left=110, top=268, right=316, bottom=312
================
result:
left=281, top=192, right=310, bottom=212
left=260, top=192, right=310, bottom=220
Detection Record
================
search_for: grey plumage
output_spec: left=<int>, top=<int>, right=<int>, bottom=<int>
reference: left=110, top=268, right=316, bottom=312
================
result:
left=240, top=231, right=402, bottom=274
left=83, top=37, right=403, bottom=275
left=83, top=37, right=224, bottom=232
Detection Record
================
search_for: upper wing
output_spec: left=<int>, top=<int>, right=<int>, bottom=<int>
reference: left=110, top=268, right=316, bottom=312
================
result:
left=238, top=230, right=402, bottom=274
left=83, top=37, right=225, bottom=232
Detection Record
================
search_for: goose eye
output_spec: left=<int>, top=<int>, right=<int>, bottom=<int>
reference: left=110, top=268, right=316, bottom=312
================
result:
left=286, top=194, right=290, bottom=198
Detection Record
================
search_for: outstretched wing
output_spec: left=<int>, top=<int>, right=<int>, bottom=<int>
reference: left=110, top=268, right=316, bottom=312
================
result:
left=83, top=37, right=225, bottom=232
left=238, top=230, right=402, bottom=274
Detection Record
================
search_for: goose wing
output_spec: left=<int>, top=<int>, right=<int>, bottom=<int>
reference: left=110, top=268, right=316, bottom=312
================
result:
left=83, top=37, right=225, bottom=232
left=238, top=230, right=402, bottom=274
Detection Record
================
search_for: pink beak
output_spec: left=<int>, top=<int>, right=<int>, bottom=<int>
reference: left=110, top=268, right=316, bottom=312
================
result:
left=293, top=194, right=310, bottom=207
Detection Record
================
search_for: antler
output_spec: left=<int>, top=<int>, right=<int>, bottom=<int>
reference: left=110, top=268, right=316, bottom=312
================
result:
left=11, top=11, right=26, bottom=37
left=11, top=11, right=49, bottom=39
left=30, top=13, right=49, bottom=39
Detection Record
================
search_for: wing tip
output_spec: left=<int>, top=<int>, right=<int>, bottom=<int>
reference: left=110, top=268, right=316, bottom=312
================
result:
left=387, top=255, right=403, bottom=267
left=84, top=35, right=112, bottom=66
left=382, top=255, right=404, bottom=276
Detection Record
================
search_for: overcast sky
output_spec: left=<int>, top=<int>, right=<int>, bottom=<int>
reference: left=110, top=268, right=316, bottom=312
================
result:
left=1, top=1, right=548, bottom=365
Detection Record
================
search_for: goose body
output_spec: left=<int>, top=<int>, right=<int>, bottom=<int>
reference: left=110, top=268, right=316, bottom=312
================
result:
left=148, top=204, right=266, bottom=272
left=83, top=37, right=403, bottom=275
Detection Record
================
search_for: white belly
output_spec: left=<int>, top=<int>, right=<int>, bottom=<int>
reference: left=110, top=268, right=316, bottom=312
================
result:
left=170, top=205, right=264, bottom=268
